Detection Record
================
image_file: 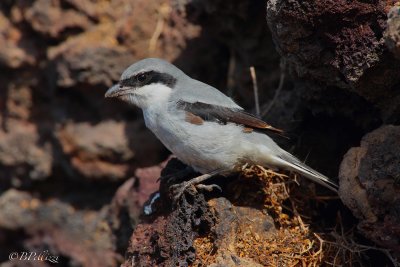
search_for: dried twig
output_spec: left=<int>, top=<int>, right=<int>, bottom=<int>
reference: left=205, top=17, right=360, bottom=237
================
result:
left=250, top=66, right=260, bottom=117
left=149, top=4, right=171, bottom=54
left=235, top=165, right=398, bottom=267
left=315, top=213, right=399, bottom=266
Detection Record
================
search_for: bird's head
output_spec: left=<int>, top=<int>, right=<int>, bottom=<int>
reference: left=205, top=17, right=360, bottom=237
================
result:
left=105, top=58, right=183, bottom=109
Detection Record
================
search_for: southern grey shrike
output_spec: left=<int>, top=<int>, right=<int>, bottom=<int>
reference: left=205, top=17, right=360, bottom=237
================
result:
left=105, top=58, right=338, bottom=199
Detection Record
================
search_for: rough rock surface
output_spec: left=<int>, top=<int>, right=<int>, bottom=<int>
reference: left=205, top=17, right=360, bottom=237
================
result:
left=0, top=0, right=285, bottom=264
left=0, top=120, right=52, bottom=188
left=266, top=0, right=400, bottom=260
left=0, top=189, right=119, bottom=267
left=384, top=5, right=400, bottom=59
left=57, top=120, right=133, bottom=180
left=267, top=0, right=400, bottom=124
left=122, top=159, right=340, bottom=266
left=0, top=162, right=163, bottom=266
left=339, top=125, right=400, bottom=253
left=56, top=120, right=163, bottom=180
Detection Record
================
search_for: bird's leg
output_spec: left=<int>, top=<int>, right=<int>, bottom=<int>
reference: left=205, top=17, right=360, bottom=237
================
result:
left=157, top=166, right=194, bottom=183
left=170, top=169, right=223, bottom=202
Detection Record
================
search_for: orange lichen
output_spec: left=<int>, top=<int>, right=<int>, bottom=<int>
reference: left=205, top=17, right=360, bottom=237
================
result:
left=192, top=235, right=216, bottom=266
left=232, top=165, right=324, bottom=266
left=192, top=165, right=395, bottom=266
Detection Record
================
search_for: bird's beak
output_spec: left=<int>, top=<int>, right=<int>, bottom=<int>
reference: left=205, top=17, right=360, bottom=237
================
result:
left=105, top=84, right=120, bottom=98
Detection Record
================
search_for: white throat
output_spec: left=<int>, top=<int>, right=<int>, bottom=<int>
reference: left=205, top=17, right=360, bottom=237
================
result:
left=121, top=83, right=172, bottom=109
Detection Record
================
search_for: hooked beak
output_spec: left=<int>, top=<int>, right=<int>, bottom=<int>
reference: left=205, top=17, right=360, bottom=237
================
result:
left=105, top=84, right=120, bottom=98
left=105, top=84, right=134, bottom=98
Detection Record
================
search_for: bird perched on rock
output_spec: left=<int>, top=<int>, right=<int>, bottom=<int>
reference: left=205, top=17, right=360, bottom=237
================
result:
left=105, top=58, right=338, bottom=200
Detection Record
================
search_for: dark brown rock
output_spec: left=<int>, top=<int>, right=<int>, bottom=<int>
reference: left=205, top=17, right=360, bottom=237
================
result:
left=57, top=120, right=133, bottom=180
left=24, top=0, right=92, bottom=38
left=0, top=11, right=36, bottom=68
left=5, top=84, right=32, bottom=121
left=0, top=189, right=120, bottom=267
left=107, top=161, right=164, bottom=255
left=204, top=198, right=273, bottom=267
left=47, top=24, right=134, bottom=88
left=0, top=120, right=52, bottom=187
left=384, top=6, right=400, bottom=59
left=267, top=0, right=388, bottom=86
left=125, top=186, right=216, bottom=266
left=0, top=161, right=162, bottom=264
left=267, top=0, right=400, bottom=123
left=56, top=120, right=164, bottom=181
left=339, top=125, right=400, bottom=253
left=122, top=160, right=330, bottom=266
left=0, top=1, right=185, bottom=263
left=116, top=0, right=201, bottom=62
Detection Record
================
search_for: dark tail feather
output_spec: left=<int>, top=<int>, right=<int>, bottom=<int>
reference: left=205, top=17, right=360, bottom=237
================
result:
left=274, top=153, right=338, bottom=193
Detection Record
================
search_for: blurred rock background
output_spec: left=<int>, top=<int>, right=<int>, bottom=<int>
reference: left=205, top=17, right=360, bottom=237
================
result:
left=0, top=0, right=399, bottom=266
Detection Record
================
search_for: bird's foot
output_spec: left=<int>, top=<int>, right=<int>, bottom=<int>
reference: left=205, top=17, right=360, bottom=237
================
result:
left=170, top=180, right=192, bottom=202
left=169, top=171, right=221, bottom=202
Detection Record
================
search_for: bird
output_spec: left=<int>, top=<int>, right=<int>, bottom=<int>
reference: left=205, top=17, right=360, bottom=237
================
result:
left=105, top=58, right=338, bottom=200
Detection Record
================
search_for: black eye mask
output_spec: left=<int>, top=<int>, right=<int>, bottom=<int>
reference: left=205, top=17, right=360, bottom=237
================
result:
left=119, top=71, right=177, bottom=88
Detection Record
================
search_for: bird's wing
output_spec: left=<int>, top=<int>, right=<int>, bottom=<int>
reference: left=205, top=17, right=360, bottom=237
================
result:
left=170, top=78, right=243, bottom=109
left=176, top=101, right=283, bottom=134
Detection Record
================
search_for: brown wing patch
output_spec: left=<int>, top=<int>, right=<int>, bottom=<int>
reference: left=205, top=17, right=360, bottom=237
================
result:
left=242, top=127, right=254, bottom=133
left=228, top=112, right=284, bottom=134
left=178, top=101, right=284, bottom=134
left=185, top=111, right=204, bottom=125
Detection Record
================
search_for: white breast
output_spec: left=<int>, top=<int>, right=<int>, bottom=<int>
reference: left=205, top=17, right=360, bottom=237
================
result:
left=142, top=104, right=258, bottom=173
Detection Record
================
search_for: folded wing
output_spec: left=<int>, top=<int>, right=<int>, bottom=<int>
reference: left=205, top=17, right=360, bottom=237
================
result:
left=177, top=101, right=283, bottom=134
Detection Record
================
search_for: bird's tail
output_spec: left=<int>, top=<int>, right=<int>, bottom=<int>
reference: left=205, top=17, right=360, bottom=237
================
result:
left=273, top=152, right=338, bottom=193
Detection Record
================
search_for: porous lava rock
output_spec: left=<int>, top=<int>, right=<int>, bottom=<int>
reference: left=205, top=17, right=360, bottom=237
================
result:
left=339, top=125, right=400, bottom=254
left=267, top=0, right=400, bottom=124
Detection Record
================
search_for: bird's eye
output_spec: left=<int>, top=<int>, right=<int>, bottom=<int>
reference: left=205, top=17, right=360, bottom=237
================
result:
left=137, top=73, right=148, bottom=82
